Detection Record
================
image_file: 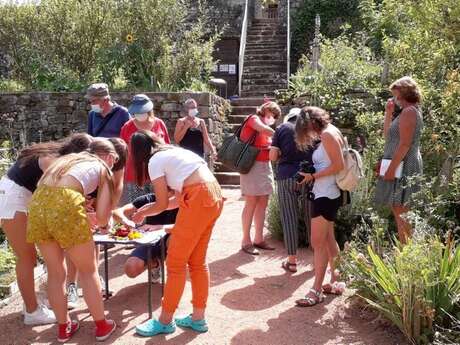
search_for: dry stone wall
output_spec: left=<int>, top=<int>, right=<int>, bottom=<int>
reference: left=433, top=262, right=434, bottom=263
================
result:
left=0, top=92, right=230, bottom=150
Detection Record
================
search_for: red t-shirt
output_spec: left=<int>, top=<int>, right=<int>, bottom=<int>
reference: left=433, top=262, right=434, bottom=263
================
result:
left=239, top=115, right=271, bottom=161
left=120, top=118, right=171, bottom=183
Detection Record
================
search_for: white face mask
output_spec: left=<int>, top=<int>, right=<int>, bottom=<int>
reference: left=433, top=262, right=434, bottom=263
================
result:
left=91, top=104, right=102, bottom=113
left=188, top=109, right=199, bottom=117
left=263, top=116, right=275, bottom=126
left=135, top=113, right=149, bottom=122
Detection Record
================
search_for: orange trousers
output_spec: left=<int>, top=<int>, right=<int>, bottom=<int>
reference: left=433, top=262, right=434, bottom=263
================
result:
left=161, top=181, right=223, bottom=313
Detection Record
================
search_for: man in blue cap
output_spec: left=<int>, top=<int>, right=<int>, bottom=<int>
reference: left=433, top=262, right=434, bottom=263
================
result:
left=86, top=83, right=131, bottom=138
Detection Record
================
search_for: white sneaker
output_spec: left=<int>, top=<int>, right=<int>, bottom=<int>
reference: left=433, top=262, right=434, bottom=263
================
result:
left=67, top=283, right=79, bottom=310
left=24, top=304, right=56, bottom=325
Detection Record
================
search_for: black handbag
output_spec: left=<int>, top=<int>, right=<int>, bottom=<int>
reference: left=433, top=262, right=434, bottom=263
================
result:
left=217, top=117, right=260, bottom=174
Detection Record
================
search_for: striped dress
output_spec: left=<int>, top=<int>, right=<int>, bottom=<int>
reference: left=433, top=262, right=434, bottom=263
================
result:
left=374, top=106, right=423, bottom=206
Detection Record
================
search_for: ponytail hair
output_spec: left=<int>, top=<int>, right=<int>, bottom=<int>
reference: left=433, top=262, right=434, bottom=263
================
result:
left=130, top=129, right=169, bottom=186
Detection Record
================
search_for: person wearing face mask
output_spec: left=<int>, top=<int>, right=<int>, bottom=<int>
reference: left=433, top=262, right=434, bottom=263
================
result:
left=120, top=94, right=170, bottom=204
left=239, top=101, right=281, bottom=255
left=174, top=98, right=217, bottom=158
left=86, top=83, right=131, bottom=138
left=374, top=76, right=423, bottom=244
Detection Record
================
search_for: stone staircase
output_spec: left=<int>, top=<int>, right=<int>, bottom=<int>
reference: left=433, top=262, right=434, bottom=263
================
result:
left=215, top=18, right=287, bottom=188
left=241, top=18, right=287, bottom=98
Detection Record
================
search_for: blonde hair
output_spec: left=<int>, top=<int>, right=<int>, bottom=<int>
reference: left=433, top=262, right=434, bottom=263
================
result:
left=39, top=146, right=115, bottom=206
left=256, top=101, right=281, bottom=119
left=295, top=106, right=330, bottom=149
left=390, top=76, right=422, bottom=103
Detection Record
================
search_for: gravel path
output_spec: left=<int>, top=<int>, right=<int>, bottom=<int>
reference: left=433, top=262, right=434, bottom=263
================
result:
left=0, top=188, right=407, bottom=345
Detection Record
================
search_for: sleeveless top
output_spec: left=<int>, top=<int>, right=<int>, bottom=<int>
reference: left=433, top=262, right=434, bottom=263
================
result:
left=312, top=142, right=341, bottom=200
left=374, top=106, right=423, bottom=206
left=180, top=127, right=204, bottom=158
left=7, top=157, right=43, bottom=193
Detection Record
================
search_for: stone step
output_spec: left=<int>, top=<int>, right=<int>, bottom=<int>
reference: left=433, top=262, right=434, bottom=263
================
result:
left=241, top=90, right=277, bottom=97
left=231, top=97, right=274, bottom=106
left=245, top=60, right=286, bottom=67
left=214, top=161, right=231, bottom=173
left=248, top=30, right=286, bottom=36
left=242, top=83, right=287, bottom=92
left=215, top=172, right=240, bottom=186
left=252, top=18, right=279, bottom=24
left=230, top=105, right=257, bottom=115
left=245, top=44, right=286, bottom=50
left=245, top=52, right=286, bottom=60
left=245, top=47, right=287, bottom=54
left=242, top=77, right=288, bottom=86
left=242, top=71, right=287, bottom=79
left=246, top=39, right=286, bottom=46
left=246, top=41, right=285, bottom=46
left=247, top=34, right=286, bottom=40
left=243, top=65, right=285, bottom=73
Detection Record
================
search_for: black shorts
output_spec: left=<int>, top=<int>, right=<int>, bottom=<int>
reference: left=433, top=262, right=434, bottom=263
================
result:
left=130, top=233, right=169, bottom=263
left=311, top=196, right=342, bottom=222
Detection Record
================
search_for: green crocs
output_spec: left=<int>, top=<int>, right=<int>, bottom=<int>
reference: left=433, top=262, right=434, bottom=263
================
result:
left=175, top=315, right=208, bottom=333
left=135, top=318, right=176, bottom=337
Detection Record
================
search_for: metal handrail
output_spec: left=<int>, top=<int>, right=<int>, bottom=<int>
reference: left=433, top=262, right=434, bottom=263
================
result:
left=238, top=0, right=250, bottom=96
left=286, top=0, right=291, bottom=84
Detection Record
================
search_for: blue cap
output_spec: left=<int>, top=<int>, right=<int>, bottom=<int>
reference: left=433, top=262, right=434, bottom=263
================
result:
left=128, top=94, right=154, bottom=114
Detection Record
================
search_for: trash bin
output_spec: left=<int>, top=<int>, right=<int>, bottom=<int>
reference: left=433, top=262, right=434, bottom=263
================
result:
left=209, top=78, right=227, bottom=99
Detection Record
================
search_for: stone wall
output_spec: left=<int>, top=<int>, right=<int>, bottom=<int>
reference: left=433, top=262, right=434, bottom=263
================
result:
left=0, top=92, right=230, bottom=150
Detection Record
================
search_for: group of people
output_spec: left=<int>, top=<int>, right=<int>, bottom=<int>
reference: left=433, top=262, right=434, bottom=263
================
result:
left=237, top=76, right=423, bottom=306
left=0, top=75, right=423, bottom=342
left=0, top=83, right=223, bottom=342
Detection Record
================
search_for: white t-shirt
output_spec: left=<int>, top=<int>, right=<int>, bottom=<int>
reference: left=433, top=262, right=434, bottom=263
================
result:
left=67, top=161, right=102, bottom=195
left=148, top=147, right=205, bottom=192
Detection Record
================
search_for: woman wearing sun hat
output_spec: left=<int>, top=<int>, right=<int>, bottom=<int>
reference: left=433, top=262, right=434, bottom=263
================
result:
left=120, top=94, right=171, bottom=203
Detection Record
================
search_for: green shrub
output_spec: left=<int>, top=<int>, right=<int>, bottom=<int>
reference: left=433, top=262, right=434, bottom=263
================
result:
left=291, top=0, right=364, bottom=69
left=267, top=193, right=283, bottom=241
left=0, top=0, right=221, bottom=93
left=341, top=233, right=460, bottom=344
left=0, top=247, right=16, bottom=275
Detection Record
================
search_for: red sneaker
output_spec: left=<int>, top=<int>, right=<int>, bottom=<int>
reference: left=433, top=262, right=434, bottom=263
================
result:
left=95, top=319, right=116, bottom=342
left=58, top=320, right=79, bottom=343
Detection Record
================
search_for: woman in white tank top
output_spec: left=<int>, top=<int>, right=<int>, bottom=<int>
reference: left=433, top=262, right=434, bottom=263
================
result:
left=293, top=106, right=347, bottom=306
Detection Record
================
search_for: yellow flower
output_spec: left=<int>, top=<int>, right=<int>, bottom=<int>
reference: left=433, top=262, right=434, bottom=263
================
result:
left=431, top=134, right=439, bottom=141
left=126, top=34, right=134, bottom=44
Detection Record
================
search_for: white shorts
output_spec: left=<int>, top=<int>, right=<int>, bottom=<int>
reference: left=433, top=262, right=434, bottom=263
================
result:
left=0, top=176, right=33, bottom=219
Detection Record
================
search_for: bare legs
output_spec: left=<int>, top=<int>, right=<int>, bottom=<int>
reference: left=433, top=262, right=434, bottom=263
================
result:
left=38, top=240, right=105, bottom=324
left=241, top=195, right=269, bottom=246
left=2, top=213, right=38, bottom=313
left=392, top=205, right=412, bottom=244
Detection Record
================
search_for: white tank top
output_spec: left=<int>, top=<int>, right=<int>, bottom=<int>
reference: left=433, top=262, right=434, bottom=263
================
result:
left=312, top=143, right=341, bottom=200
left=148, top=147, right=206, bottom=192
left=67, top=161, right=102, bottom=195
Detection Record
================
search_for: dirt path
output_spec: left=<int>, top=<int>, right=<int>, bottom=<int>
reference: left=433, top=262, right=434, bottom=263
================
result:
left=0, top=189, right=407, bottom=345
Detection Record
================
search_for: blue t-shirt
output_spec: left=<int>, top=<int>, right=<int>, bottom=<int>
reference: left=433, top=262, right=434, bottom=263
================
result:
left=271, top=121, right=315, bottom=180
left=87, top=103, right=131, bottom=138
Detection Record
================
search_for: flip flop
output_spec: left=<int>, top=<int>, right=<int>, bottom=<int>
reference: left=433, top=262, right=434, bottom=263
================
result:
left=241, top=244, right=259, bottom=255
left=281, top=260, right=297, bottom=273
left=253, top=241, right=275, bottom=250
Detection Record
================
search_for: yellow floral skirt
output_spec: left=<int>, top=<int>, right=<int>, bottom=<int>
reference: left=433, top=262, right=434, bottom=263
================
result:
left=27, top=185, right=92, bottom=249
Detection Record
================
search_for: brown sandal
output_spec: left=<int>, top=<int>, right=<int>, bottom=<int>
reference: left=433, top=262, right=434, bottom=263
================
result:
left=253, top=241, right=275, bottom=250
left=241, top=244, right=259, bottom=255
left=281, top=260, right=297, bottom=273
left=295, top=288, right=325, bottom=307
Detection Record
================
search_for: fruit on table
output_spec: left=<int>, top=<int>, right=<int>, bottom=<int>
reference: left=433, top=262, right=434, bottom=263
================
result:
left=114, top=226, right=131, bottom=237
left=128, top=231, right=142, bottom=240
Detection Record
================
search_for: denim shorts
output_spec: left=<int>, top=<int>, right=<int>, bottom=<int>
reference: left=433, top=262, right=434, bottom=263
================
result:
left=130, top=234, right=169, bottom=263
